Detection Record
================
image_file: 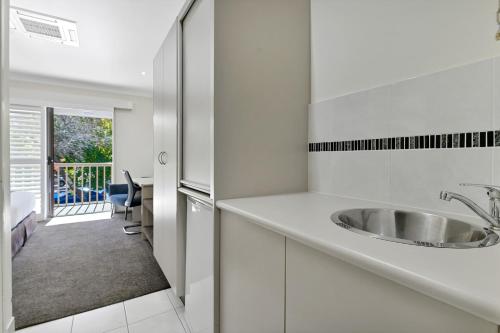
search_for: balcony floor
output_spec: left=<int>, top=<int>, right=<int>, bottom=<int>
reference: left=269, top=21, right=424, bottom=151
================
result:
left=54, top=203, right=112, bottom=217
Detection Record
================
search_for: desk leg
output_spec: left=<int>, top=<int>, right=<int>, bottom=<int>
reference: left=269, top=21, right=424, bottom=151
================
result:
left=141, top=185, right=153, bottom=240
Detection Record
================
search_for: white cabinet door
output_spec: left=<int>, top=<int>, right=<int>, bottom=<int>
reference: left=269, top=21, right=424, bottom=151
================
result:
left=185, top=195, right=214, bottom=333
left=153, top=22, right=183, bottom=295
left=219, top=211, right=285, bottom=333
left=181, top=0, right=212, bottom=192
left=285, top=239, right=496, bottom=333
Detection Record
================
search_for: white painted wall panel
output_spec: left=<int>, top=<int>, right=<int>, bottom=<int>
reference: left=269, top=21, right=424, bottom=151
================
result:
left=311, top=0, right=500, bottom=103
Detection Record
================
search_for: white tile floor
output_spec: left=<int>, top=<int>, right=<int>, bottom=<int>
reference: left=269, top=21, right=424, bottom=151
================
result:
left=16, top=289, right=190, bottom=333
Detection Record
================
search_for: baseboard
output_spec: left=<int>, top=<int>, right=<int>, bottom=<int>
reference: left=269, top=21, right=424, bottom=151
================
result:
left=5, top=316, right=15, bottom=333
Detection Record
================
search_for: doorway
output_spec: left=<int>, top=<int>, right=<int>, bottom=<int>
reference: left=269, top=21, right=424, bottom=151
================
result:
left=47, top=107, right=113, bottom=218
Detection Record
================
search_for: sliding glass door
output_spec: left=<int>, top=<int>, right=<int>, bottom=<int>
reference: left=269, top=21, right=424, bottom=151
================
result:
left=50, top=108, right=113, bottom=217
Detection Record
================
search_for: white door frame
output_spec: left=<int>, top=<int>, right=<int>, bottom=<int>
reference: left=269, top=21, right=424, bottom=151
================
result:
left=0, top=0, right=14, bottom=331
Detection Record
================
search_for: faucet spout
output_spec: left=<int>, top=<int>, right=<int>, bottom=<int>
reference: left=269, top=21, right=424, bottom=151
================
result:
left=440, top=191, right=500, bottom=229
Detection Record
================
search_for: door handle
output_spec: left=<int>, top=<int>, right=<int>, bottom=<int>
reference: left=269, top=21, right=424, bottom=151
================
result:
left=158, top=152, right=168, bottom=165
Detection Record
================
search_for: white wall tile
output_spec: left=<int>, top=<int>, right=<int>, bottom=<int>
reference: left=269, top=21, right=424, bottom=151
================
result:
left=308, top=101, right=334, bottom=142
left=309, top=57, right=497, bottom=214
left=329, top=151, right=391, bottom=202
left=330, top=86, right=391, bottom=141
left=491, top=149, right=500, bottom=186
left=390, top=149, right=493, bottom=217
left=308, top=86, right=391, bottom=142
left=493, top=57, right=500, bottom=129
left=308, top=152, right=333, bottom=194
left=390, top=59, right=493, bottom=137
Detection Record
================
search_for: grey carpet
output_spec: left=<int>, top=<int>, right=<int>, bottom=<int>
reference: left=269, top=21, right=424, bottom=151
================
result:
left=12, top=215, right=169, bottom=329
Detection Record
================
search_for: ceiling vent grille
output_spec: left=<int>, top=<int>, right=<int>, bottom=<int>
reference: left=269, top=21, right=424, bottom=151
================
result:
left=10, top=7, right=79, bottom=47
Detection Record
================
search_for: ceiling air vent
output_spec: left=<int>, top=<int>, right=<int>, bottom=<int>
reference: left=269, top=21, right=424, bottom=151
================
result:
left=10, top=7, right=79, bottom=47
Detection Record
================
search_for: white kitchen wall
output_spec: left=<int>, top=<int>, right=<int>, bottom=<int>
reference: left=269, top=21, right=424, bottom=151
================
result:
left=9, top=80, right=153, bottom=184
left=309, top=0, right=500, bottom=218
left=309, top=57, right=500, bottom=218
left=311, top=0, right=500, bottom=103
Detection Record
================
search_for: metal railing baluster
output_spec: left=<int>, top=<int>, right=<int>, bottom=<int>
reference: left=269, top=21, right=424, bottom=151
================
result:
left=65, top=166, right=68, bottom=207
left=52, top=163, right=112, bottom=215
left=73, top=165, right=76, bottom=205
left=80, top=166, right=84, bottom=206
left=103, top=166, right=107, bottom=212
left=96, top=166, right=99, bottom=207
left=57, top=166, right=60, bottom=206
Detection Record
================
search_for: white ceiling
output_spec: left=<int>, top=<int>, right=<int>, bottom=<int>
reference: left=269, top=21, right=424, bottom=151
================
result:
left=10, top=0, right=184, bottom=96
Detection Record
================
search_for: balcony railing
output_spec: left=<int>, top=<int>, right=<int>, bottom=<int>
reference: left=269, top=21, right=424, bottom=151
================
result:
left=54, top=162, right=113, bottom=216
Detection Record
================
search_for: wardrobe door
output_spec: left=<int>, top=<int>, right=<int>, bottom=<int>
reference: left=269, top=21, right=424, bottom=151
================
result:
left=181, top=0, right=212, bottom=193
left=153, top=22, right=182, bottom=295
left=153, top=35, right=166, bottom=275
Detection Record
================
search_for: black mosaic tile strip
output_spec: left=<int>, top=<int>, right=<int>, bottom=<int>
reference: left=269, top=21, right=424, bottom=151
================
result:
left=309, top=130, right=500, bottom=152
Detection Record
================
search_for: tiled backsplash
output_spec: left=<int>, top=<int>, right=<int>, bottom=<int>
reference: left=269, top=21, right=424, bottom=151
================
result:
left=309, top=130, right=500, bottom=152
left=308, top=57, right=500, bottom=218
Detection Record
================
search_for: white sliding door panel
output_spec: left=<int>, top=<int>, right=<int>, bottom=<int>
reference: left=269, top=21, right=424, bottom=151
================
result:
left=9, top=105, right=45, bottom=217
left=181, top=0, right=212, bottom=192
left=153, top=22, right=184, bottom=297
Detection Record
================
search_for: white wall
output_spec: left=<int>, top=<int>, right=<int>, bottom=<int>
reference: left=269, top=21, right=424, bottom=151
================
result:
left=114, top=99, right=154, bottom=182
left=0, top=0, right=13, bottom=331
left=9, top=80, right=154, bottom=184
left=309, top=0, right=500, bottom=219
left=311, top=0, right=500, bottom=103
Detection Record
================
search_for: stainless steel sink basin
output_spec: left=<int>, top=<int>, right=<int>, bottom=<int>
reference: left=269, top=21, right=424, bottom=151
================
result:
left=331, top=208, right=499, bottom=248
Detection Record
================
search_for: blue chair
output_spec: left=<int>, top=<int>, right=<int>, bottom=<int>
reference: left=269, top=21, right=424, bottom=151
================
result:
left=107, top=170, right=142, bottom=234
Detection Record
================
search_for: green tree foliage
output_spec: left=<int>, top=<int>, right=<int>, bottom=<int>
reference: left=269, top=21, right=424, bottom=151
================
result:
left=54, top=115, right=112, bottom=163
left=54, top=115, right=112, bottom=191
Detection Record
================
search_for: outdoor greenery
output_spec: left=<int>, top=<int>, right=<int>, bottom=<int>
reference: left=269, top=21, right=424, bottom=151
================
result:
left=54, top=115, right=112, bottom=192
left=54, top=115, right=112, bottom=163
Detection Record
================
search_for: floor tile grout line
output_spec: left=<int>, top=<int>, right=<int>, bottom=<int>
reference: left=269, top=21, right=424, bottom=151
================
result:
left=129, top=308, right=178, bottom=327
left=121, top=302, right=130, bottom=333
left=172, top=306, right=189, bottom=333
left=124, top=290, right=177, bottom=327
left=122, top=302, right=128, bottom=325
left=126, top=308, right=178, bottom=328
left=18, top=285, right=172, bottom=332
left=166, top=289, right=189, bottom=332
left=166, top=289, right=181, bottom=308
left=164, top=289, right=189, bottom=332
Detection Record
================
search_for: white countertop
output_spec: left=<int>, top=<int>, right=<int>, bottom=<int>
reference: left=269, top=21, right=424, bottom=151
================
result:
left=216, top=192, right=500, bottom=325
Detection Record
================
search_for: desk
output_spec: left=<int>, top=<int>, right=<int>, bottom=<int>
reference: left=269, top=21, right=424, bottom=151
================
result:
left=132, top=177, right=154, bottom=245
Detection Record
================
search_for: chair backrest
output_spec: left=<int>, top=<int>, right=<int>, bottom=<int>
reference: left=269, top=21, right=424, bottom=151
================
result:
left=121, top=170, right=141, bottom=207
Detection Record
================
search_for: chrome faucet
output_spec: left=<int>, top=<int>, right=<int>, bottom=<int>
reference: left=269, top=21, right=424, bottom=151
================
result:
left=440, top=183, right=500, bottom=230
